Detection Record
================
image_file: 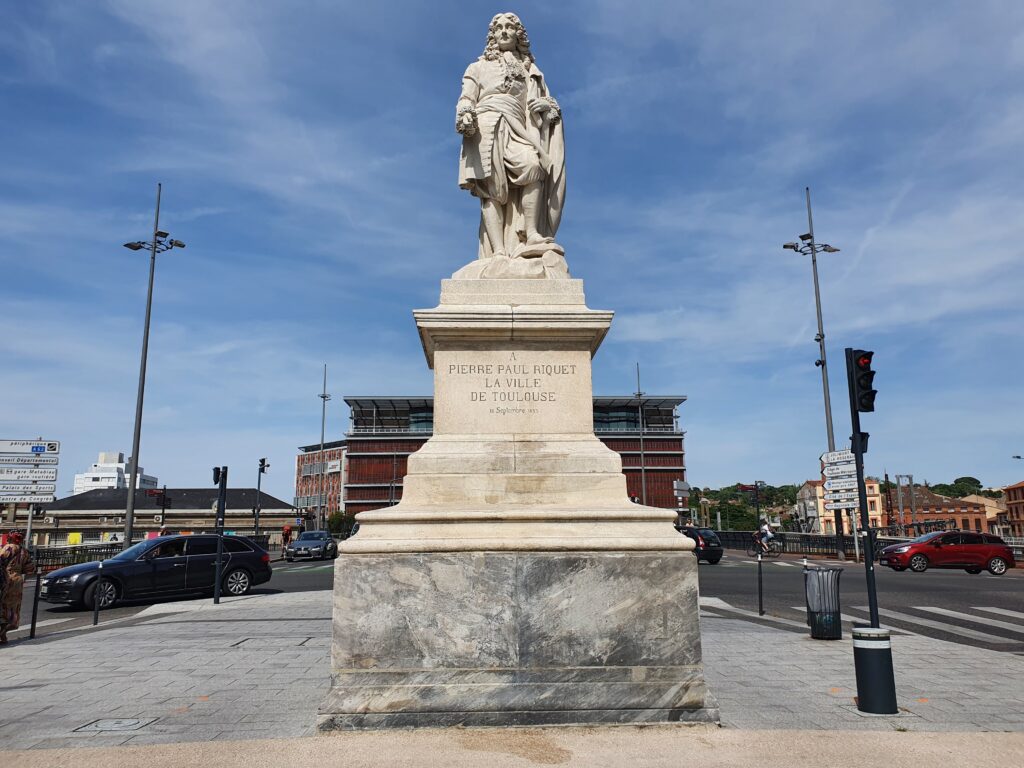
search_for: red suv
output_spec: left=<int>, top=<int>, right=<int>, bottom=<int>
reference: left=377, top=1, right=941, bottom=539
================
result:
left=879, top=531, right=1016, bottom=575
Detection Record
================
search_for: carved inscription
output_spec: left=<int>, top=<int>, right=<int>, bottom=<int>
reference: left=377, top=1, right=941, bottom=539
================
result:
left=447, top=353, right=578, bottom=415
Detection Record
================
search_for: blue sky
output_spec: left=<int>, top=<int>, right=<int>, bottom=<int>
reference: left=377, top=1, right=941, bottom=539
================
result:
left=2, top=1, right=1023, bottom=503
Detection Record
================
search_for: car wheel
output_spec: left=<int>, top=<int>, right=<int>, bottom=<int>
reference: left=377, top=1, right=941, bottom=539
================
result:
left=223, top=568, right=252, bottom=596
left=965, top=568, right=982, bottom=574
left=706, top=557, right=721, bottom=565
left=987, top=557, right=1008, bottom=576
left=908, top=554, right=929, bottom=573
left=285, top=557, right=293, bottom=562
left=84, top=579, right=118, bottom=610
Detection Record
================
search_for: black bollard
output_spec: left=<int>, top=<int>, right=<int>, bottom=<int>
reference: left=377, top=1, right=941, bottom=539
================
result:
left=92, top=561, right=103, bottom=626
left=757, top=553, right=764, bottom=616
left=853, top=626, right=898, bottom=714
left=30, top=572, right=42, bottom=639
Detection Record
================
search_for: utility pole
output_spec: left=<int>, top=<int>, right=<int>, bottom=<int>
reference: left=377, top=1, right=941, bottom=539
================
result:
left=255, top=457, right=268, bottom=535
left=212, top=465, right=227, bottom=604
left=122, top=184, right=185, bottom=547
left=784, top=188, right=843, bottom=554
left=634, top=363, right=647, bottom=506
left=318, top=364, right=330, bottom=531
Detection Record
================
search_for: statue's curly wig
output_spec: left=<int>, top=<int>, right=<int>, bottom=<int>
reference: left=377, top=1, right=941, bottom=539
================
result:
left=482, top=12, right=534, bottom=63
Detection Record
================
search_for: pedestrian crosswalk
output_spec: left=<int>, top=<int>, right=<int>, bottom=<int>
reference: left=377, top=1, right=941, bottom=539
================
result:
left=276, top=562, right=333, bottom=573
left=698, top=596, right=1024, bottom=651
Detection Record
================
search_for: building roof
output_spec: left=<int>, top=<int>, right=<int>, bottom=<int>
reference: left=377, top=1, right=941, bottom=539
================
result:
left=1004, top=480, right=1024, bottom=491
left=46, top=488, right=293, bottom=511
left=297, top=439, right=347, bottom=453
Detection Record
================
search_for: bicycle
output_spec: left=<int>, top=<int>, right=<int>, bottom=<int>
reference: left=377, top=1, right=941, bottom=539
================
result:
left=746, top=535, right=783, bottom=558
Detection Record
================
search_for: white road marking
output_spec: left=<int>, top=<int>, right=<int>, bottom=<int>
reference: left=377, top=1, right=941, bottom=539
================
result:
left=975, top=606, right=1024, bottom=621
left=861, top=607, right=1009, bottom=643
left=916, top=607, right=1024, bottom=636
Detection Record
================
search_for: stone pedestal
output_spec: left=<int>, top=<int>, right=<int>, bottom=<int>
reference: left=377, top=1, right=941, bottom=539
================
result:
left=319, top=278, right=717, bottom=729
left=318, top=551, right=715, bottom=728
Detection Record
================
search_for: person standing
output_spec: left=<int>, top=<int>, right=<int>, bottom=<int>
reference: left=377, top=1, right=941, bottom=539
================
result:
left=0, top=531, right=36, bottom=644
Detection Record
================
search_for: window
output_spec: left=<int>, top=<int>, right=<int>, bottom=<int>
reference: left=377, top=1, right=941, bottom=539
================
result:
left=960, top=533, right=983, bottom=546
left=151, top=539, right=186, bottom=558
left=223, top=537, right=252, bottom=553
left=939, top=533, right=960, bottom=545
left=186, top=537, right=219, bottom=555
left=869, top=501, right=876, bottom=511
left=961, top=518, right=970, bottom=530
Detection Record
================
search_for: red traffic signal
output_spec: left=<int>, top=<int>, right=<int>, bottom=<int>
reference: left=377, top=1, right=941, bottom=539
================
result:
left=146, top=489, right=163, bottom=497
left=851, top=349, right=877, bottom=413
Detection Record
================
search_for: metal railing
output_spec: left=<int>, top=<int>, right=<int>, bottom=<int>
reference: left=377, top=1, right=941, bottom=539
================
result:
left=713, top=530, right=908, bottom=559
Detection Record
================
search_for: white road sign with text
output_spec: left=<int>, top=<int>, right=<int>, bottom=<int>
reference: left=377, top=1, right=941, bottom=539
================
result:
left=821, top=449, right=854, bottom=464
left=0, top=494, right=56, bottom=504
left=0, top=483, right=56, bottom=494
left=0, top=467, right=58, bottom=481
left=823, top=463, right=857, bottom=477
left=824, top=500, right=858, bottom=510
left=0, top=440, right=60, bottom=455
left=823, top=478, right=858, bottom=491
left=0, top=455, right=59, bottom=466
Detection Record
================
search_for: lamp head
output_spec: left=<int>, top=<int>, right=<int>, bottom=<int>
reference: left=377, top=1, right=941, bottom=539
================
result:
left=821, top=244, right=840, bottom=253
left=169, top=239, right=186, bottom=249
left=123, top=242, right=145, bottom=251
left=783, top=242, right=799, bottom=251
left=155, top=230, right=169, bottom=239
left=799, top=233, right=812, bottom=241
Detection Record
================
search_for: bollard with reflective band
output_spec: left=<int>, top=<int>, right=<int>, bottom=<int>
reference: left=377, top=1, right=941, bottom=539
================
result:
left=852, top=626, right=898, bottom=714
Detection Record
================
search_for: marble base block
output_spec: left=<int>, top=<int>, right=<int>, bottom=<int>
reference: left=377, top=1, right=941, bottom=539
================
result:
left=318, top=551, right=718, bottom=729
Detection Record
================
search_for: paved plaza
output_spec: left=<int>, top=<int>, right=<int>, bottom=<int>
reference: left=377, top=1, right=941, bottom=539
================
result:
left=0, top=587, right=1022, bottom=756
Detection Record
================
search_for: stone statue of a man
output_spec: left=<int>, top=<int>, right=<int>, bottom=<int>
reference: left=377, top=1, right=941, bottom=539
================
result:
left=456, top=12, right=566, bottom=265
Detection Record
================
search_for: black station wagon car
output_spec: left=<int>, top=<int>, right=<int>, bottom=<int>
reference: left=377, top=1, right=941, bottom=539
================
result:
left=39, top=534, right=273, bottom=610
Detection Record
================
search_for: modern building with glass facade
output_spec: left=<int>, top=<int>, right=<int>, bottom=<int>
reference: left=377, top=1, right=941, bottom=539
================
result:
left=296, top=395, right=687, bottom=519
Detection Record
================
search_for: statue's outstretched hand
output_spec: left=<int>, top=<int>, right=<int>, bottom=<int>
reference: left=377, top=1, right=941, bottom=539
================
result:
left=528, top=97, right=550, bottom=115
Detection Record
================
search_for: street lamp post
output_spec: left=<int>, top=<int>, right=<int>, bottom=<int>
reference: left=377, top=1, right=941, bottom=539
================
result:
left=122, top=183, right=185, bottom=548
left=318, top=364, right=331, bottom=531
left=634, top=363, right=647, bottom=506
left=784, top=187, right=841, bottom=550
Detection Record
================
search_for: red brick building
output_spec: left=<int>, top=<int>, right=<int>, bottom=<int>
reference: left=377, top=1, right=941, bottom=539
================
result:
left=296, top=395, right=687, bottom=519
left=1005, top=480, right=1024, bottom=538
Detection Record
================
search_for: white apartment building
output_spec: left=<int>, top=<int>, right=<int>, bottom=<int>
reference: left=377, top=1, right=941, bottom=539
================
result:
left=72, top=451, right=159, bottom=495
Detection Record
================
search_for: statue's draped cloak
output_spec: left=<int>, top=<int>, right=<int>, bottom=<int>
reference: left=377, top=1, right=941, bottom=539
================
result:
left=458, top=57, right=566, bottom=259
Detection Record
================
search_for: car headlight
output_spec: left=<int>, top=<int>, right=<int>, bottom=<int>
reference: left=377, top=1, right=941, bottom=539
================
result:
left=891, top=546, right=911, bottom=554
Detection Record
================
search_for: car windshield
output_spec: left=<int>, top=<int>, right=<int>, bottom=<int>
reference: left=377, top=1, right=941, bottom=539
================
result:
left=909, top=532, right=944, bottom=544
left=109, top=540, right=156, bottom=561
left=297, top=532, right=328, bottom=540
left=698, top=529, right=718, bottom=538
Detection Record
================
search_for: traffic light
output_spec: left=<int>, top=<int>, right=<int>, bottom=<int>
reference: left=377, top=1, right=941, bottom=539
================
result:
left=852, top=349, right=877, bottom=412
left=259, top=457, right=269, bottom=473
left=213, top=467, right=222, bottom=484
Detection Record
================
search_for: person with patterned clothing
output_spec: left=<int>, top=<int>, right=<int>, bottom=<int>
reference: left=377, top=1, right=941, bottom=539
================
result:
left=0, top=531, right=36, bottom=644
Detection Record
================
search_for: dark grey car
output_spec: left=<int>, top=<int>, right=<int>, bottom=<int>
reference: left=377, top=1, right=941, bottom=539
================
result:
left=284, top=530, right=339, bottom=561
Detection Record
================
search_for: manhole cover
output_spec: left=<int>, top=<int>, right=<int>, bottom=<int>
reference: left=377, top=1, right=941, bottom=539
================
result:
left=75, top=718, right=157, bottom=732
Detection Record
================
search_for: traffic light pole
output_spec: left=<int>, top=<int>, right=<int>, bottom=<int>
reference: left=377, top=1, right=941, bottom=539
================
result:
left=846, top=348, right=879, bottom=628
left=213, top=466, right=227, bottom=605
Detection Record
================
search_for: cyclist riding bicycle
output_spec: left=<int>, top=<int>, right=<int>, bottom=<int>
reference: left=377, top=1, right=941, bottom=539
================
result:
left=758, top=519, right=775, bottom=553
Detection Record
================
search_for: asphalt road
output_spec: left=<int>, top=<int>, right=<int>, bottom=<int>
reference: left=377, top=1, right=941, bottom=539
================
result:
left=12, top=554, right=1024, bottom=654
left=698, top=551, right=1024, bottom=654
left=9, top=558, right=334, bottom=643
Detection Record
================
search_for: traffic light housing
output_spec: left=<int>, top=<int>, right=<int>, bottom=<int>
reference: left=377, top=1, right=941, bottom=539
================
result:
left=852, top=349, right=877, bottom=412
left=259, top=457, right=269, bottom=473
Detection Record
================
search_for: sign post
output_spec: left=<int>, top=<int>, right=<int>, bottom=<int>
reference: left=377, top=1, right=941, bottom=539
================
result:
left=0, top=440, right=60, bottom=541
